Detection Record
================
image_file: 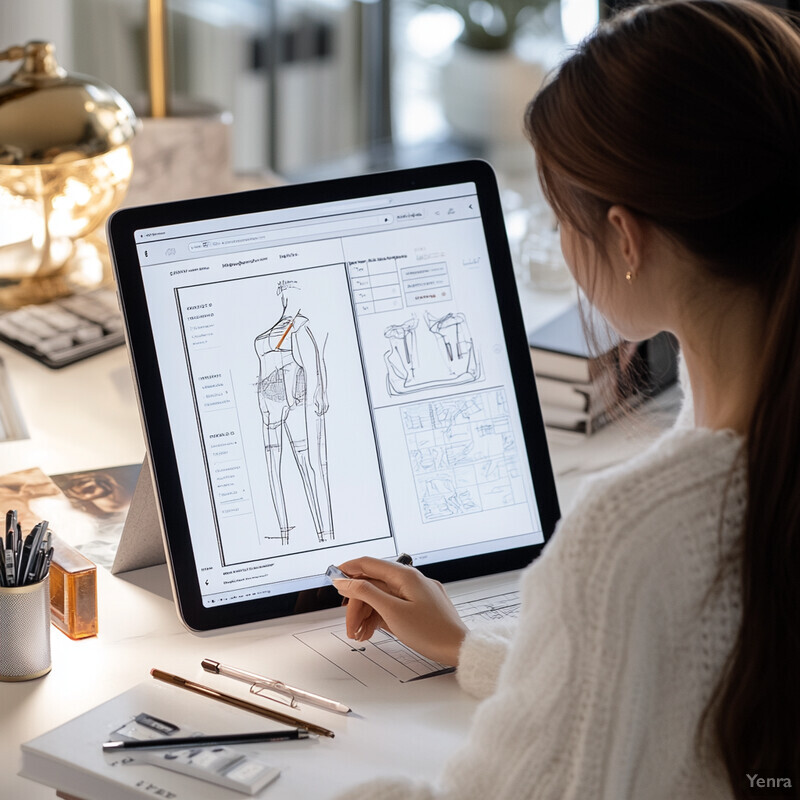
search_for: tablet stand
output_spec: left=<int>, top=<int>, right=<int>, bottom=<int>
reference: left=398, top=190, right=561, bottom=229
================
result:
left=111, top=455, right=167, bottom=574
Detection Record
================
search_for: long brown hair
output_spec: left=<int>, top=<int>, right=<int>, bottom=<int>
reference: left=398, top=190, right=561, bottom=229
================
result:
left=525, top=1, right=800, bottom=795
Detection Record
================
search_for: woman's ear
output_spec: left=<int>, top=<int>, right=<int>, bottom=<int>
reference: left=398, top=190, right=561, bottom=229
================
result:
left=607, top=205, right=645, bottom=276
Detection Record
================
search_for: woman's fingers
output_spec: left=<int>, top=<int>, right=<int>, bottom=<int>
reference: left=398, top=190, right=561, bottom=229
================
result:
left=342, top=595, right=388, bottom=640
left=338, top=557, right=418, bottom=595
left=355, top=610, right=387, bottom=642
left=332, top=560, right=468, bottom=666
left=334, top=576, right=403, bottom=618
left=342, top=596, right=371, bottom=639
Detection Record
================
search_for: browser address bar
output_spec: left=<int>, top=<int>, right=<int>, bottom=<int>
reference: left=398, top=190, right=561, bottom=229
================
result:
left=188, top=214, right=394, bottom=253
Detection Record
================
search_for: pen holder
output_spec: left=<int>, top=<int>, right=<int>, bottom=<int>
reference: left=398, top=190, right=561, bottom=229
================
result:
left=0, top=576, right=51, bottom=681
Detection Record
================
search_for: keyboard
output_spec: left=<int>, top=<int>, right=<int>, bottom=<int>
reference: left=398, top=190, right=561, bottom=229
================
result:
left=0, top=288, right=125, bottom=368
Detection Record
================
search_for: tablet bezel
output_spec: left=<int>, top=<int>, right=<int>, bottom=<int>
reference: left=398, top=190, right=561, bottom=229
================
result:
left=108, top=160, right=561, bottom=632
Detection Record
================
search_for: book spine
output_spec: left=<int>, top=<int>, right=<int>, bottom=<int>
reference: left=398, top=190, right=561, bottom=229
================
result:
left=529, top=348, right=591, bottom=383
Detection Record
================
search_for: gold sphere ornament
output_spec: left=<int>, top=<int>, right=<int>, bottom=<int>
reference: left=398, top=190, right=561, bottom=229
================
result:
left=0, top=41, right=139, bottom=307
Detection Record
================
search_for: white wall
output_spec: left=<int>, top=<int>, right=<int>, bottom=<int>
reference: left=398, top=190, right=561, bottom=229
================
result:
left=0, top=0, right=73, bottom=78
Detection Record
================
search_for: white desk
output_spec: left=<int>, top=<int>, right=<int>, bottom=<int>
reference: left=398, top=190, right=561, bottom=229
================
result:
left=0, top=282, right=678, bottom=800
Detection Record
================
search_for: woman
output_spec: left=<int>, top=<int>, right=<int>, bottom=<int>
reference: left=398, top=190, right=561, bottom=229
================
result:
left=333, top=1, right=800, bottom=797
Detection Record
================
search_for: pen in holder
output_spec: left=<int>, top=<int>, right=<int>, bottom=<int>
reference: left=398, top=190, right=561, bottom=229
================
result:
left=0, top=575, right=51, bottom=681
left=0, top=510, right=53, bottom=680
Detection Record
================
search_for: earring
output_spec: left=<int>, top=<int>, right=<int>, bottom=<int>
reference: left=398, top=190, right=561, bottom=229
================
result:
left=625, top=270, right=635, bottom=283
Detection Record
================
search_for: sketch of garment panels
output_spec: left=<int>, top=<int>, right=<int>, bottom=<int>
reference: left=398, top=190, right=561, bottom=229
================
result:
left=399, top=387, right=527, bottom=524
left=383, top=310, right=482, bottom=397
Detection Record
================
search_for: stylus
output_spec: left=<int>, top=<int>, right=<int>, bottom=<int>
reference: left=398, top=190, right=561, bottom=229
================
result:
left=406, top=666, right=457, bottom=682
left=201, top=658, right=351, bottom=715
left=150, top=668, right=335, bottom=739
left=102, top=728, right=310, bottom=752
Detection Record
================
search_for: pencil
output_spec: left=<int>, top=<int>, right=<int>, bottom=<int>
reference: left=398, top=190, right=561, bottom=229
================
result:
left=150, top=668, right=335, bottom=738
left=103, top=729, right=310, bottom=751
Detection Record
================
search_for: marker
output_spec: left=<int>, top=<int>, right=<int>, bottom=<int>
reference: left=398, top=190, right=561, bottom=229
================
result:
left=3, top=545, right=15, bottom=587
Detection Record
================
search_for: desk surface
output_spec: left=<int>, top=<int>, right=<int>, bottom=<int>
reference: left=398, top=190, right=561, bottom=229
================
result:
left=0, top=282, right=679, bottom=800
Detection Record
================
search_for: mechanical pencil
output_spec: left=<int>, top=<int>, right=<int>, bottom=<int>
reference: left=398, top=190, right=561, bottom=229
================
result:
left=201, top=658, right=351, bottom=715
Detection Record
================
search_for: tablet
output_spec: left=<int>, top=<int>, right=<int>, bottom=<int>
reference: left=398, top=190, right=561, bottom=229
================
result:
left=108, top=160, right=560, bottom=632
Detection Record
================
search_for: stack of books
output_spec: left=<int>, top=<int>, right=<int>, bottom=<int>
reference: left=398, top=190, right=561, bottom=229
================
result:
left=528, top=304, right=677, bottom=436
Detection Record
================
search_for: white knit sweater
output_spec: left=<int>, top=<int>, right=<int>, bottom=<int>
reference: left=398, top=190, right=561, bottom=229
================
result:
left=337, top=402, right=747, bottom=799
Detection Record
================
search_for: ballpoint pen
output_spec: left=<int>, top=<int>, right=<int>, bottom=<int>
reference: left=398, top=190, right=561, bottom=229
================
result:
left=201, top=658, right=351, bottom=715
left=6, top=510, right=17, bottom=553
left=102, top=729, right=310, bottom=752
left=14, top=525, right=22, bottom=580
left=17, top=525, right=36, bottom=586
left=24, top=524, right=49, bottom=585
left=150, top=668, right=335, bottom=739
left=36, top=547, right=54, bottom=583
left=17, top=521, right=44, bottom=586
left=20, top=521, right=46, bottom=580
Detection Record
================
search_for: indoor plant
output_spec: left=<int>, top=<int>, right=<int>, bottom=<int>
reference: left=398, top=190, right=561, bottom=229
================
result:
left=417, top=0, right=553, bottom=142
left=418, top=0, right=550, bottom=50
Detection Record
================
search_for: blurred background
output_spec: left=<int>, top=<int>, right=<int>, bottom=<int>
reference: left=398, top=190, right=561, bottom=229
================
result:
left=0, top=0, right=606, bottom=182
left=1, top=0, right=795, bottom=303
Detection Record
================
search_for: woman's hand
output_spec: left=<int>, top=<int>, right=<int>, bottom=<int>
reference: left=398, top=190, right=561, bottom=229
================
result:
left=332, top=556, right=468, bottom=667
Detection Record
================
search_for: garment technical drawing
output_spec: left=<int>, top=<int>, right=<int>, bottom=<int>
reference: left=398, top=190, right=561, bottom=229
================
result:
left=383, top=311, right=481, bottom=396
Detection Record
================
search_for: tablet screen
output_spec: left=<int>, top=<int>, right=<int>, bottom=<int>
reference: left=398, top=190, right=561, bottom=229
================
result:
left=111, top=162, right=559, bottom=629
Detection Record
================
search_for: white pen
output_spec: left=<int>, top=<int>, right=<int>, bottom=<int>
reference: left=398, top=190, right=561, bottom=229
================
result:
left=201, top=658, right=351, bottom=715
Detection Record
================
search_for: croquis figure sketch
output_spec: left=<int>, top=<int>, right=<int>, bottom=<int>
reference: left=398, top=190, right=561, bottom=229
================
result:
left=254, top=282, right=333, bottom=545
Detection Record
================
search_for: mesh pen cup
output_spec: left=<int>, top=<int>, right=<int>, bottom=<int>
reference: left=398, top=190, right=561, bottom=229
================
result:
left=0, top=576, right=51, bottom=681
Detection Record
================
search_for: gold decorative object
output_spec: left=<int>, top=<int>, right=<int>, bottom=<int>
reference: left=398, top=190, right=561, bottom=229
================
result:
left=0, top=41, right=138, bottom=308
